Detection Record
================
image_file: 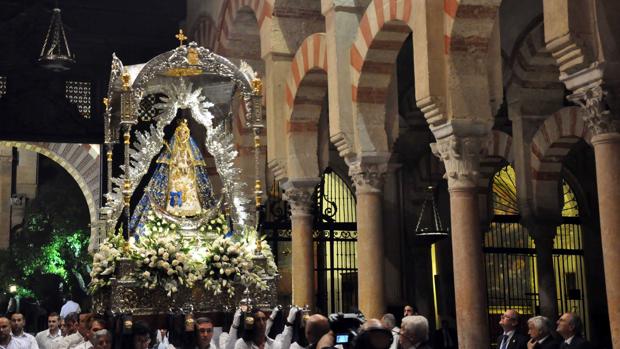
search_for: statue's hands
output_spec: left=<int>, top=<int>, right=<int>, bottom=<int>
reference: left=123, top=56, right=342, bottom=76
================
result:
left=287, top=306, right=300, bottom=324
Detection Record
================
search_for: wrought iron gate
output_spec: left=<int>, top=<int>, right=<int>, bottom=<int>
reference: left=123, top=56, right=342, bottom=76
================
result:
left=485, top=166, right=589, bottom=344
left=262, top=168, right=358, bottom=314
left=314, top=168, right=358, bottom=314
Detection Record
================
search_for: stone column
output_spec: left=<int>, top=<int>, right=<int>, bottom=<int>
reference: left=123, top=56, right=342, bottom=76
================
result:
left=570, top=84, right=620, bottom=347
left=532, top=231, right=559, bottom=320
left=349, top=159, right=388, bottom=319
left=283, top=180, right=319, bottom=309
left=0, top=147, right=12, bottom=249
left=431, top=135, right=489, bottom=349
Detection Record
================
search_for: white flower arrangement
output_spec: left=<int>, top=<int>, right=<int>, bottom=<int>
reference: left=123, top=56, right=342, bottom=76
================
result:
left=90, top=211, right=277, bottom=298
left=203, top=237, right=267, bottom=297
left=133, top=213, right=204, bottom=296
left=89, top=232, right=125, bottom=293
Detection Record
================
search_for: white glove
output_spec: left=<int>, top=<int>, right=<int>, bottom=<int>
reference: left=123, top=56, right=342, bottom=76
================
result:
left=287, top=306, right=300, bottom=324
left=269, top=306, right=281, bottom=321
left=233, top=308, right=243, bottom=327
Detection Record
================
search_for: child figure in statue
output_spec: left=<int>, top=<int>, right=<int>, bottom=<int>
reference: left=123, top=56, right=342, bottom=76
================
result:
left=129, top=118, right=216, bottom=235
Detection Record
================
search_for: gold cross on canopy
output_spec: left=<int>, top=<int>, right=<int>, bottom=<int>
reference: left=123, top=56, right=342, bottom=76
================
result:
left=175, top=29, right=187, bottom=46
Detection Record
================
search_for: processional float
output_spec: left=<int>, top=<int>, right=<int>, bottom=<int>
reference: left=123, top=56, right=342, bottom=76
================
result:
left=91, top=31, right=278, bottom=317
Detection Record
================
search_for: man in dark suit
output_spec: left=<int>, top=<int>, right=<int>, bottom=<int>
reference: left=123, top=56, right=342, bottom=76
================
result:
left=497, top=309, right=528, bottom=349
left=527, top=316, right=561, bottom=349
left=556, top=313, right=592, bottom=349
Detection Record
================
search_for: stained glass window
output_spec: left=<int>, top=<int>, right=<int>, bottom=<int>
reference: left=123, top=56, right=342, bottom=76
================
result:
left=492, top=165, right=519, bottom=216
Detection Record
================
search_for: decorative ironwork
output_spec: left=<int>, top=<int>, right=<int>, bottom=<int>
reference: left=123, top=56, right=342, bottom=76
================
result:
left=0, top=77, right=6, bottom=98
left=492, top=165, right=519, bottom=216
left=137, top=94, right=161, bottom=122
left=262, top=169, right=358, bottom=313
left=484, top=169, right=590, bottom=343
left=65, top=81, right=92, bottom=118
left=561, top=179, right=579, bottom=217
left=314, top=169, right=357, bottom=314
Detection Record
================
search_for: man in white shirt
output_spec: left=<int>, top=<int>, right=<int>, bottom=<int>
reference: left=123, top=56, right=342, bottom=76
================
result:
left=10, top=313, right=39, bottom=349
left=381, top=313, right=399, bottom=349
left=59, top=300, right=80, bottom=320
left=0, top=316, right=19, bottom=349
left=54, top=313, right=83, bottom=349
left=72, top=318, right=105, bottom=349
left=497, top=309, right=527, bottom=349
left=36, top=313, right=62, bottom=349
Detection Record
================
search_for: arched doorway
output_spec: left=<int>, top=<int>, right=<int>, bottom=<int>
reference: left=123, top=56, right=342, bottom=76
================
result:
left=484, top=165, right=591, bottom=343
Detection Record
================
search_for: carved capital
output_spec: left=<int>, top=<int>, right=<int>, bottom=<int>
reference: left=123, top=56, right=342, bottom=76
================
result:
left=430, top=135, right=485, bottom=190
left=283, top=187, right=315, bottom=217
left=568, top=83, right=619, bottom=136
left=349, top=161, right=388, bottom=194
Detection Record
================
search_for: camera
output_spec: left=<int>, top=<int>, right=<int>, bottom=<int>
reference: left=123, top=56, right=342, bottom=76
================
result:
left=328, top=313, right=366, bottom=348
left=327, top=313, right=394, bottom=349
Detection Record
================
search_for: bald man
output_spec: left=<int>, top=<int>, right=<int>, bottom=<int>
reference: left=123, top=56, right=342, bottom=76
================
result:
left=498, top=309, right=528, bottom=349
left=0, top=317, right=16, bottom=349
left=290, top=314, right=330, bottom=349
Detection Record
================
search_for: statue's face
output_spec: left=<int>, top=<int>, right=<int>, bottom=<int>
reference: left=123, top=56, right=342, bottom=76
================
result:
left=177, top=126, right=190, bottom=143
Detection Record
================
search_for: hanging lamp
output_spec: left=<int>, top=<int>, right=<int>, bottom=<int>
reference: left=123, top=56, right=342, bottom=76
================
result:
left=38, top=8, right=75, bottom=71
left=413, top=185, right=449, bottom=244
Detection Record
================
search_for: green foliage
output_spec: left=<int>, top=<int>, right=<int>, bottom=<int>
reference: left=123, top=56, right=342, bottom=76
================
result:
left=0, top=157, right=91, bottom=303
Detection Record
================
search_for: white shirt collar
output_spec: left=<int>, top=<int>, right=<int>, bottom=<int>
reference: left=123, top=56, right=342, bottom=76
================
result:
left=565, top=335, right=575, bottom=344
left=47, top=329, right=61, bottom=338
left=538, top=335, right=550, bottom=344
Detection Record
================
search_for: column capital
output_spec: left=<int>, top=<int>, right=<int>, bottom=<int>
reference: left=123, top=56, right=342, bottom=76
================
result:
left=430, top=135, right=485, bottom=190
left=568, top=82, right=619, bottom=136
left=282, top=179, right=319, bottom=217
left=348, top=158, right=389, bottom=194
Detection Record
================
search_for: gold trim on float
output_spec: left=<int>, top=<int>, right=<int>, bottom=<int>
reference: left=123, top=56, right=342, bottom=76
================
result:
left=162, top=67, right=204, bottom=77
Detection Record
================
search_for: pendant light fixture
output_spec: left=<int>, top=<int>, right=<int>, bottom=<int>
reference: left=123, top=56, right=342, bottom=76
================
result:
left=38, top=7, right=75, bottom=71
left=413, top=185, right=449, bottom=244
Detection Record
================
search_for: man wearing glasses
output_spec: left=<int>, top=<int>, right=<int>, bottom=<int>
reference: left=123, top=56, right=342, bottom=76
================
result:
left=498, top=310, right=528, bottom=349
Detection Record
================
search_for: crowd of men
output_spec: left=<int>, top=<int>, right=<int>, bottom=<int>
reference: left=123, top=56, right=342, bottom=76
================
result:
left=0, top=303, right=593, bottom=349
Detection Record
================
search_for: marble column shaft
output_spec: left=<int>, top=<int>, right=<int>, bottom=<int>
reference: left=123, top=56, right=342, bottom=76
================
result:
left=570, top=84, right=620, bottom=347
left=284, top=186, right=316, bottom=309
left=350, top=161, right=387, bottom=320
left=592, top=132, right=620, bottom=347
left=432, top=135, right=489, bottom=349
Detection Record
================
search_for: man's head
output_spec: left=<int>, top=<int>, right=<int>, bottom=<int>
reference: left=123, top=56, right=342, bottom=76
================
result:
left=527, top=316, right=551, bottom=341
left=63, top=312, right=80, bottom=336
left=381, top=314, right=396, bottom=330
left=499, top=309, right=519, bottom=332
left=403, top=305, right=416, bottom=317
left=195, top=317, right=214, bottom=348
left=87, top=319, right=106, bottom=342
left=78, top=313, right=93, bottom=336
left=0, top=317, right=11, bottom=342
left=305, top=314, right=330, bottom=345
left=93, top=329, right=112, bottom=349
left=556, top=313, right=582, bottom=339
left=48, top=313, right=60, bottom=332
left=399, top=316, right=429, bottom=347
left=357, top=319, right=393, bottom=349
left=10, top=313, right=25, bottom=334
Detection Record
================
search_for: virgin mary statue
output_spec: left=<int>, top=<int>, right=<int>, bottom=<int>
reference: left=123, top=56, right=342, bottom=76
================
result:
left=130, top=119, right=216, bottom=235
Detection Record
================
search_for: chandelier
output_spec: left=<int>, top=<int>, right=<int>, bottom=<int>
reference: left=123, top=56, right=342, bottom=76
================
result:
left=413, top=185, right=449, bottom=244
left=38, top=8, right=75, bottom=71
